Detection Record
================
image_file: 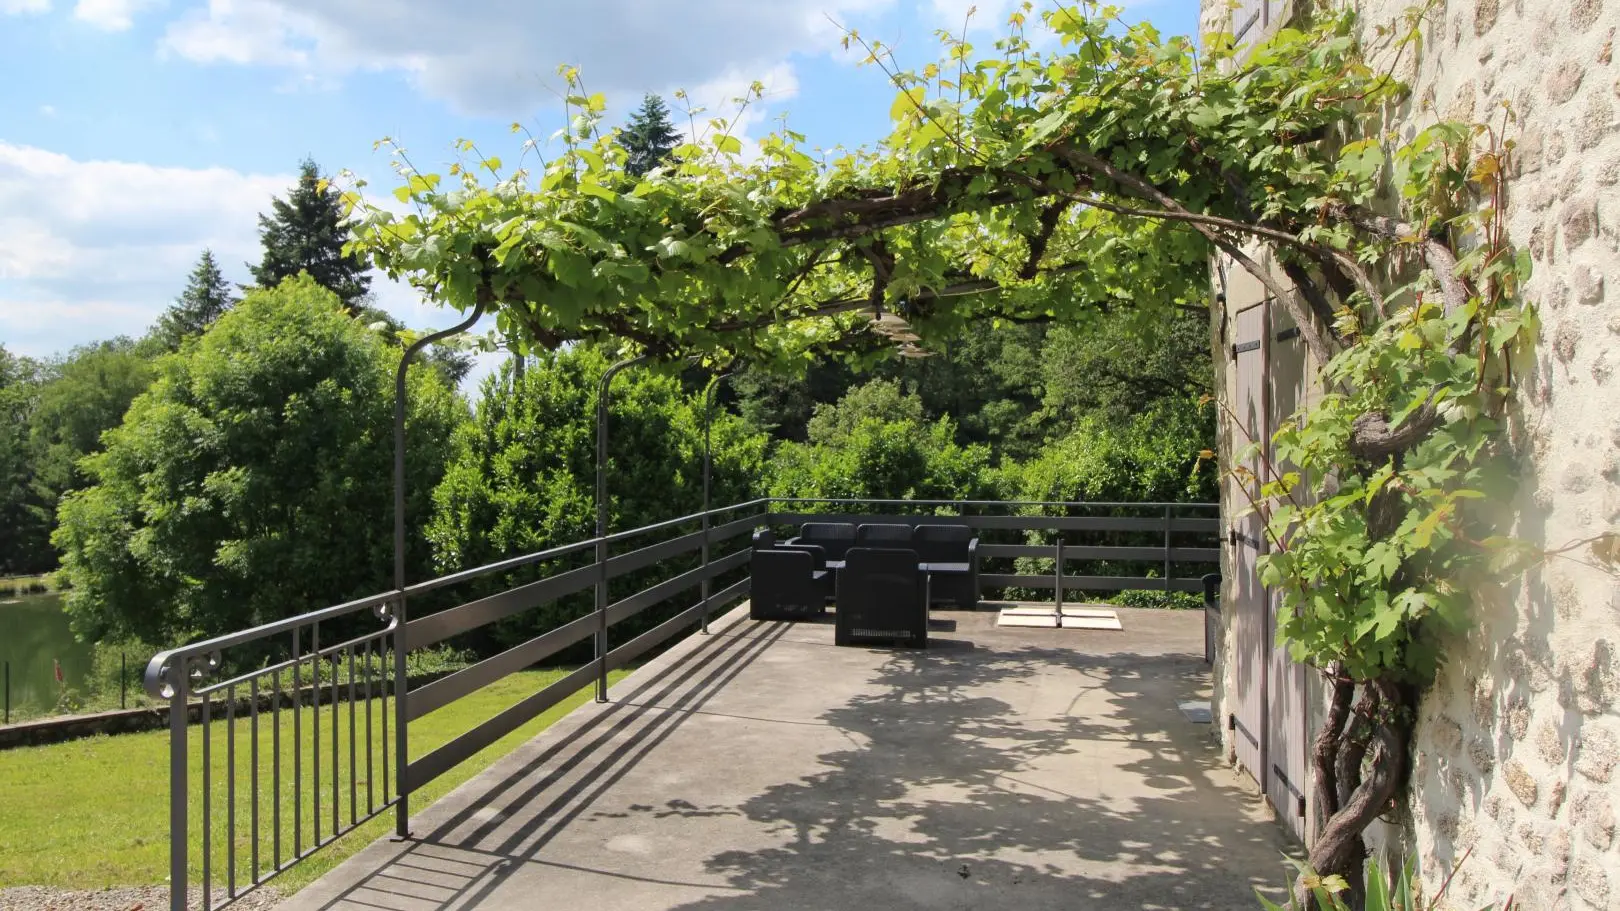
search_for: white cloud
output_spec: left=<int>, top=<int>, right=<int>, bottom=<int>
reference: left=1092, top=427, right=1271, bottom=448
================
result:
left=39, top=104, right=57, bottom=117
left=73, top=0, right=161, bottom=30
left=1, top=0, right=50, bottom=13
left=160, top=0, right=889, bottom=116
left=0, top=144, right=451, bottom=360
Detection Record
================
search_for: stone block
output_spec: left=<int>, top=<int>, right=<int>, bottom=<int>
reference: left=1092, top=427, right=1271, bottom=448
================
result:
left=1548, top=59, right=1586, bottom=104
left=1578, top=96, right=1616, bottom=151
left=1576, top=725, right=1620, bottom=782
left=1540, top=721, right=1569, bottom=765
left=1556, top=321, right=1581, bottom=363
left=1572, top=0, right=1605, bottom=31
left=1475, top=0, right=1499, bottom=34
left=1433, top=713, right=1465, bottom=755
left=1572, top=857, right=1611, bottom=906
left=1471, top=736, right=1498, bottom=774
left=1563, top=197, right=1600, bottom=248
left=1506, top=759, right=1541, bottom=807
left=1575, top=263, right=1606, bottom=305
left=1509, top=697, right=1533, bottom=739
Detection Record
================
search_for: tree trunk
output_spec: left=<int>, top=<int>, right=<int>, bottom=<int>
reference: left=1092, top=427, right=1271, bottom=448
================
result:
left=1296, top=678, right=1412, bottom=910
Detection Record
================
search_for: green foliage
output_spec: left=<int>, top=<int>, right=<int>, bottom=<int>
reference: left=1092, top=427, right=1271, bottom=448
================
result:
left=251, top=158, right=372, bottom=311
left=1249, top=123, right=1536, bottom=685
left=1040, top=307, right=1212, bottom=428
left=151, top=249, right=238, bottom=351
left=1256, top=853, right=1496, bottom=911
left=53, top=275, right=462, bottom=644
left=1015, top=397, right=1216, bottom=504
left=426, top=346, right=767, bottom=648
left=1111, top=589, right=1202, bottom=610
left=0, top=346, right=49, bottom=575
left=25, top=338, right=156, bottom=559
left=620, top=93, right=682, bottom=178
left=766, top=379, right=998, bottom=502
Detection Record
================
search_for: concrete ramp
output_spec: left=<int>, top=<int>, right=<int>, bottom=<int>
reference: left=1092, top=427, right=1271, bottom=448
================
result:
left=279, top=607, right=1293, bottom=911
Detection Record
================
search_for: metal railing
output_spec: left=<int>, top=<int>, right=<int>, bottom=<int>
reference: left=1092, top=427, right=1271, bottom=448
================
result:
left=143, top=498, right=766, bottom=911
left=767, top=498, right=1221, bottom=596
left=144, top=496, right=1217, bottom=910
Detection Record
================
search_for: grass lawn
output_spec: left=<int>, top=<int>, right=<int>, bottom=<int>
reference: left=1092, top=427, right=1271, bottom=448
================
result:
left=0, top=667, right=627, bottom=893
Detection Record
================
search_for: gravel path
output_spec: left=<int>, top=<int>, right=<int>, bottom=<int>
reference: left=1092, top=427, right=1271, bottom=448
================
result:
left=0, top=886, right=282, bottom=911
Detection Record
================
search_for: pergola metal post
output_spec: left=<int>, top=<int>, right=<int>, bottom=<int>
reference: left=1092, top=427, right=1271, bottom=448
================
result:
left=391, top=301, right=484, bottom=839
left=700, top=372, right=732, bottom=634
left=595, top=355, right=646, bottom=702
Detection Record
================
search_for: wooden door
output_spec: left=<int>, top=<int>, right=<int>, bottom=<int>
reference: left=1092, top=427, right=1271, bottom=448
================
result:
left=1229, top=303, right=1268, bottom=782
left=1265, top=311, right=1310, bottom=839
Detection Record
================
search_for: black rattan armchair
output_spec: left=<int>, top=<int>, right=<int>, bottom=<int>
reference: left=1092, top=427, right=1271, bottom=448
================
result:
left=834, top=547, right=928, bottom=648
left=912, top=524, right=980, bottom=608
left=750, top=548, right=829, bottom=621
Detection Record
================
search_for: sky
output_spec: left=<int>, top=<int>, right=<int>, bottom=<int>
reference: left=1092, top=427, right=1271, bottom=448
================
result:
left=0, top=0, right=1199, bottom=379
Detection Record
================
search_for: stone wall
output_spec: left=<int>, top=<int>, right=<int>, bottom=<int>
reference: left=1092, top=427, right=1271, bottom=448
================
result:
left=1200, top=0, right=1620, bottom=907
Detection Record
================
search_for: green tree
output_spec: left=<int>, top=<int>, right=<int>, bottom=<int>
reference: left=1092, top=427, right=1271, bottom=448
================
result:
left=54, top=275, right=462, bottom=643
left=1015, top=397, right=1216, bottom=505
left=619, top=94, right=681, bottom=177
left=28, top=338, right=156, bottom=554
left=353, top=304, right=479, bottom=388
left=1039, top=307, right=1212, bottom=428
left=152, top=249, right=238, bottom=351
left=767, top=380, right=997, bottom=502
left=0, top=346, right=50, bottom=575
left=427, top=347, right=766, bottom=648
left=249, top=159, right=371, bottom=312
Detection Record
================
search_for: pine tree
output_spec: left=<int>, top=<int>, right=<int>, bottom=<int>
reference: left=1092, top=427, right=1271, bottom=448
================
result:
left=249, top=158, right=371, bottom=312
left=621, top=94, right=681, bottom=177
left=153, top=249, right=238, bottom=350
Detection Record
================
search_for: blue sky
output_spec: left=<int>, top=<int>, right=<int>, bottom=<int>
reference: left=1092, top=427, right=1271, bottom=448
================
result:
left=0, top=0, right=1199, bottom=370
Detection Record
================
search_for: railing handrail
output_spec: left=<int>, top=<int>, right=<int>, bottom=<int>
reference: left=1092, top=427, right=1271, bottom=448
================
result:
left=143, top=498, right=781, bottom=697
left=767, top=496, right=1218, bottom=510
left=143, top=590, right=399, bottom=699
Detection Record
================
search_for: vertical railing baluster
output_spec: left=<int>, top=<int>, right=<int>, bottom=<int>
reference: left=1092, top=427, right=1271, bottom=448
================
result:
left=595, top=536, right=609, bottom=702
left=272, top=666, right=281, bottom=871
left=251, top=674, right=260, bottom=884
left=292, top=629, right=302, bottom=858
left=393, top=598, right=409, bottom=839
left=348, top=646, right=357, bottom=828
left=330, top=653, right=339, bottom=835
left=1055, top=535, right=1065, bottom=612
left=311, top=623, right=320, bottom=847
left=1163, top=505, right=1174, bottom=592
left=166, top=661, right=189, bottom=911
left=226, top=682, right=236, bottom=898
left=365, top=639, right=375, bottom=815
left=382, top=630, right=392, bottom=813
left=230, top=680, right=238, bottom=894
left=202, top=692, right=213, bottom=911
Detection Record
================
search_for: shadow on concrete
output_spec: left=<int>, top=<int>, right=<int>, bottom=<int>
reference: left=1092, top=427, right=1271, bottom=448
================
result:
left=291, top=611, right=1293, bottom=911
left=652, top=640, right=1291, bottom=910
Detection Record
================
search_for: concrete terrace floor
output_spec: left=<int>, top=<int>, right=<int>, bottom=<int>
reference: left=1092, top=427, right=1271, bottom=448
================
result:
left=279, top=606, right=1298, bottom=911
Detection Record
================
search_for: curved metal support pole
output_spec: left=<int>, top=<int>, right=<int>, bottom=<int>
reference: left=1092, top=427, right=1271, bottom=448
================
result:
left=594, top=355, right=647, bottom=702
left=700, top=371, right=733, bottom=634
left=391, top=300, right=485, bottom=838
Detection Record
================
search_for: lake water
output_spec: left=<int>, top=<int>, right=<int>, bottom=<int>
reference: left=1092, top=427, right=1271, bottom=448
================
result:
left=0, top=592, right=95, bottom=720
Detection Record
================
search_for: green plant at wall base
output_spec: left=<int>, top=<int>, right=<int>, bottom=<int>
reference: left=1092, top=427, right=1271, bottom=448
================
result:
left=1257, top=853, right=1509, bottom=911
left=342, top=3, right=1537, bottom=902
